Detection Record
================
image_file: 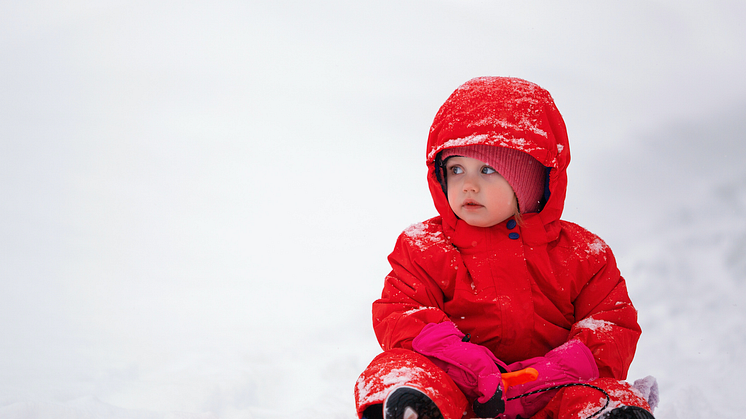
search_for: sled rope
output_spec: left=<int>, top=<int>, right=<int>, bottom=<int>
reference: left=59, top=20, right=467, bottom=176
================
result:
left=507, top=382, right=610, bottom=419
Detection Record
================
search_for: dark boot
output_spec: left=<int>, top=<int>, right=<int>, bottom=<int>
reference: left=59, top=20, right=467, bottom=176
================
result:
left=362, top=404, right=383, bottom=419
left=383, top=387, right=443, bottom=419
left=603, top=405, right=655, bottom=419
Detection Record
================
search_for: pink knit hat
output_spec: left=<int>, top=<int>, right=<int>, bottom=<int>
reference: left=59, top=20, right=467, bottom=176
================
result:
left=440, top=145, right=546, bottom=213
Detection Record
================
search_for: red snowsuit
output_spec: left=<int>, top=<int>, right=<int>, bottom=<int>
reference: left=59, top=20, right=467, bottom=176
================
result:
left=355, top=77, right=650, bottom=419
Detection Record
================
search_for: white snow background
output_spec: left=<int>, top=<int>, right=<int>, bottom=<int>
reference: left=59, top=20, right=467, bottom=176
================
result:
left=2, top=1, right=745, bottom=418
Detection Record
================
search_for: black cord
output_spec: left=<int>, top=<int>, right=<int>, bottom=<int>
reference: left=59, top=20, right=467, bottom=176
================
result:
left=507, top=383, right=611, bottom=419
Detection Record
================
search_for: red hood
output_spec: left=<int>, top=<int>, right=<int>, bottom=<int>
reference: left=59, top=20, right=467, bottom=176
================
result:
left=426, top=76, right=571, bottom=243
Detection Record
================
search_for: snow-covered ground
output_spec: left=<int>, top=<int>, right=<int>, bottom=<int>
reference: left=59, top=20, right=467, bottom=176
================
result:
left=2, top=1, right=745, bottom=418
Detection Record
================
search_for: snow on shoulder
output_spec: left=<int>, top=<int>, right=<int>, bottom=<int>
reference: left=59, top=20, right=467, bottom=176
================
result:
left=562, top=221, right=610, bottom=261
left=402, top=220, right=449, bottom=252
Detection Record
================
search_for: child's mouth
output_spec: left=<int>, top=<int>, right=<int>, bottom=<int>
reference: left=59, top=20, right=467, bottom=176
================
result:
left=463, top=200, right=483, bottom=208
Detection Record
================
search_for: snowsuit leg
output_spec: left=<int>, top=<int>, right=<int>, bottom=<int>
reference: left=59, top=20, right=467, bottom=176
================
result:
left=530, top=377, right=651, bottom=419
left=355, top=348, right=469, bottom=419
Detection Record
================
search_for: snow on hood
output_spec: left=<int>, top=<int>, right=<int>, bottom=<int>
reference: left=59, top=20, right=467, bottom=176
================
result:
left=425, top=76, right=571, bottom=240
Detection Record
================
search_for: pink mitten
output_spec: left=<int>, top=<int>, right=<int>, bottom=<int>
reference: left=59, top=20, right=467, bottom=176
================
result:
left=503, top=340, right=600, bottom=419
left=412, top=322, right=508, bottom=417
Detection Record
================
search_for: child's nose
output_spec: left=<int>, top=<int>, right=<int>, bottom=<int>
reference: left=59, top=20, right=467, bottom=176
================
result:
left=463, top=175, right=478, bottom=192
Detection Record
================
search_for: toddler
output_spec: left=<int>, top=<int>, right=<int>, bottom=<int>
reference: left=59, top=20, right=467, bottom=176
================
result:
left=354, top=77, right=657, bottom=419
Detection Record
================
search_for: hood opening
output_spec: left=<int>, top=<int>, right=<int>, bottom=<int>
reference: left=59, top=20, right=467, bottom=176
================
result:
left=434, top=150, right=552, bottom=215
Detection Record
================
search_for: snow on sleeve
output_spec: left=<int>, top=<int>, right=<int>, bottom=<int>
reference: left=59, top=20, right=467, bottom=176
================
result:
left=403, top=306, right=437, bottom=316
left=575, top=317, right=614, bottom=334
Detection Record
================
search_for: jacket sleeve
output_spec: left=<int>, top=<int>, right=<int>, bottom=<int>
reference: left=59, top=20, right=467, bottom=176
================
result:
left=567, top=237, right=642, bottom=380
left=372, top=227, right=452, bottom=351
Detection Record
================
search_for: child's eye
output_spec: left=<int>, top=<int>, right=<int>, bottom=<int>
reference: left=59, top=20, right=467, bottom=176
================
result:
left=482, top=166, right=497, bottom=174
left=449, top=166, right=464, bottom=175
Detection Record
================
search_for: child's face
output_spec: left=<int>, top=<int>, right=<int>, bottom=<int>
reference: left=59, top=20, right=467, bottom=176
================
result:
left=445, top=156, right=518, bottom=228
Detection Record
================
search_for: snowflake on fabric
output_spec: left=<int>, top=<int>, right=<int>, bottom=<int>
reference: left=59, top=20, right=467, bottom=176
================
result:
left=428, top=135, right=546, bottom=163
left=356, top=367, right=414, bottom=402
left=403, top=221, right=450, bottom=252
left=355, top=360, right=447, bottom=404
left=402, top=306, right=435, bottom=316
left=575, top=318, right=614, bottom=333
left=587, top=237, right=608, bottom=256
left=562, top=222, right=610, bottom=262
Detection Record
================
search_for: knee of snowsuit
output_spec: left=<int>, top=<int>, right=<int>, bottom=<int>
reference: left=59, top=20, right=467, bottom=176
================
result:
left=355, top=350, right=651, bottom=419
left=355, top=349, right=469, bottom=419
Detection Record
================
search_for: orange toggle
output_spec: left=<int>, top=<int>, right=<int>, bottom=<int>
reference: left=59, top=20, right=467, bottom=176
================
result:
left=502, top=367, right=539, bottom=390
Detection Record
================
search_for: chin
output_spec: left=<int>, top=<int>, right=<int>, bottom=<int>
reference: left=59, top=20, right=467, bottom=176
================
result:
left=464, top=219, right=497, bottom=228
